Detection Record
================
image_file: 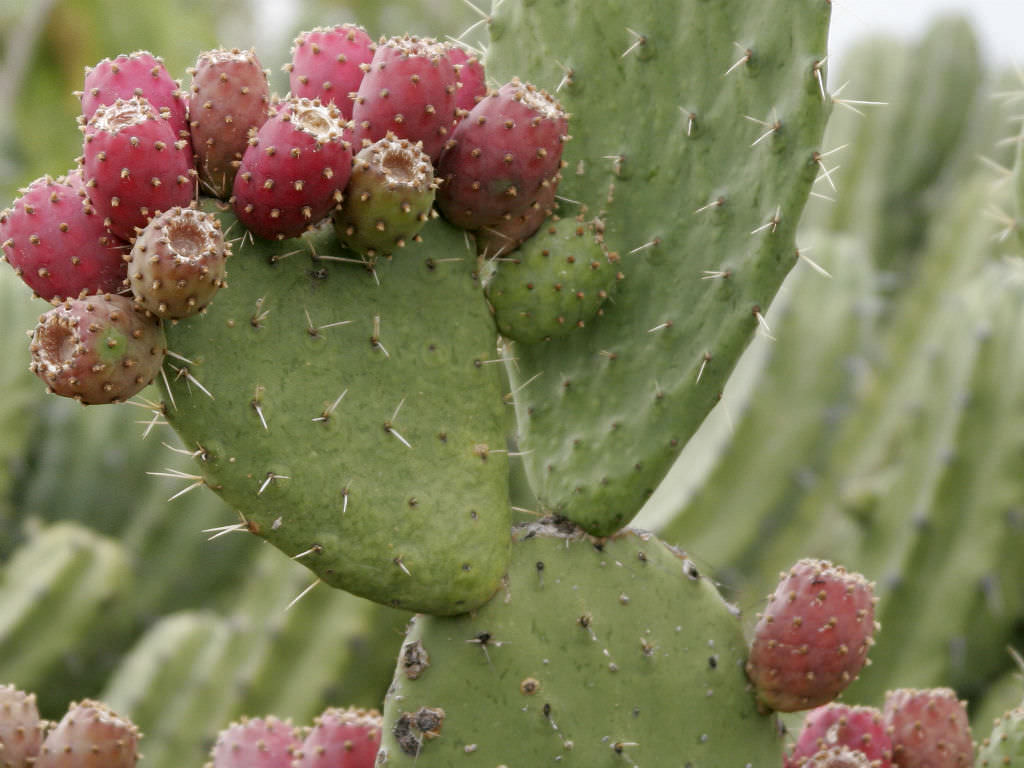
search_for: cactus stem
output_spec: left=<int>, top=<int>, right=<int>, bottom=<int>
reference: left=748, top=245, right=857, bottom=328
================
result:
left=284, top=576, right=322, bottom=611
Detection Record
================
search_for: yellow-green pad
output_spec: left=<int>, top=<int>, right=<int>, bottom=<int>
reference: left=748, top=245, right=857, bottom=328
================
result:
left=161, top=202, right=510, bottom=615
left=378, top=520, right=781, bottom=766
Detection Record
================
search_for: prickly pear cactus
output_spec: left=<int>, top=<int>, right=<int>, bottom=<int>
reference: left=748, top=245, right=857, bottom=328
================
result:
left=377, top=520, right=782, bottom=766
left=487, top=0, right=832, bottom=535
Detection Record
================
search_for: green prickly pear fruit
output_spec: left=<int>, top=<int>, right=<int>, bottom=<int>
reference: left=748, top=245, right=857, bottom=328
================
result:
left=0, top=684, right=45, bottom=768
left=976, top=707, right=1024, bottom=766
left=332, top=134, right=436, bottom=259
left=746, top=559, right=877, bottom=713
left=483, top=214, right=620, bottom=342
left=35, top=700, right=139, bottom=768
left=29, top=294, right=166, bottom=404
left=377, top=519, right=782, bottom=765
left=128, top=205, right=229, bottom=318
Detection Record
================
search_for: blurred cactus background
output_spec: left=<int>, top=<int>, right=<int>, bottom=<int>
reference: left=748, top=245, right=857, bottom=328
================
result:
left=2, top=0, right=1024, bottom=762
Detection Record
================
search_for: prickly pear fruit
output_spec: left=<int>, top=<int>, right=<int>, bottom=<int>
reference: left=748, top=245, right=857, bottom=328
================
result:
left=447, top=45, right=486, bottom=117
left=0, top=174, right=127, bottom=300
left=746, top=559, right=877, bottom=712
left=81, top=96, right=196, bottom=241
left=29, top=293, right=167, bottom=404
left=350, top=35, right=458, bottom=162
left=232, top=98, right=351, bottom=240
left=976, top=707, right=1024, bottom=767
left=0, top=684, right=45, bottom=768
left=286, top=25, right=375, bottom=119
left=473, top=178, right=558, bottom=258
left=35, top=699, right=139, bottom=768
left=127, top=205, right=229, bottom=318
left=206, top=716, right=301, bottom=768
left=332, top=134, right=435, bottom=258
left=786, top=704, right=893, bottom=768
left=883, top=688, right=973, bottom=768
left=484, top=214, right=618, bottom=343
left=804, top=746, right=873, bottom=768
left=435, top=78, right=567, bottom=231
left=293, top=707, right=382, bottom=768
left=78, top=51, right=189, bottom=142
left=188, top=48, right=271, bottom=198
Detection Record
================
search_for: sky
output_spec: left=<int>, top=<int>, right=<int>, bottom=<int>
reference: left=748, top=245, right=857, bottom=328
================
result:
left=829, top=0, right=1022, bottom=68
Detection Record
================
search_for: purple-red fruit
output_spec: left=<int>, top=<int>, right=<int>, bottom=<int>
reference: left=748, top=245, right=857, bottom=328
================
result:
left=350, top=35, right=458, bottom=162
left=803, top=747, right=874, bottom=768
left=474, top=177, right=559, bottom=257
left=332, top=134, right=435, bottom=258
left=78, top=51, right=189, bottom=143
left=286, top=25, right=375, bottom=119
left=0, top=684, right=45, bottom=768
left=232, top=98, right=351, bottom=240
left=81, top=96, right=196, bottom=240
left=746, top=558, right=878, bottom=712
left=786, top=704, right=893, bottom=768
left=447, top=44, right=487, bottom=118
left=293, top=707, right=382, bottom=768
left=883, top=688, right=973, bottom=768
left=29, top=293, right=166, bottom=405
left=207, top=716, right=300, bottom=768
left=0, top=174, right=127, bottom=300
left=128, top=206, right=229, bottom=318
left=188, top=48, right=271, bottom=198
left=35, top=699, right=139, bottom=768
left=436, top=78, right=568, bottom=231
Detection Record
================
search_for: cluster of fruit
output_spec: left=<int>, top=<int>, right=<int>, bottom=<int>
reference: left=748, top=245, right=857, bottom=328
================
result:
left=0, top=24, right=571, bottom=405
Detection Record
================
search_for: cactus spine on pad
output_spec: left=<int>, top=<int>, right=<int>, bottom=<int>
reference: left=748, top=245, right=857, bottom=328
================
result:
left=486, top=0, right=832, bottom=535
left=377, top=520, right=782, bottom=765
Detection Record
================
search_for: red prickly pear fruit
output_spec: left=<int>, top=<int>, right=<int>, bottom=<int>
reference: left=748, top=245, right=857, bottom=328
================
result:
left=128, top=205, right=229, bottom=318
left=285, top=24, right=375, bottom=119
left=188, top=48, right=271, bottom=198
left=78, top=51, right=190, bottom=144
left=232, top=98, right=352, bottom=240
left=332, top=133, right=436, bottom=259
left=81, top=96, right=196, bottom=241
left=474, top=176, right=559, bottom=258
left=350, top=35, right=458, bottom=162
left=435, top=78, right=568, bottom=232
left=29, top=293, right=167, bottom=405
left=745, top=558, right=878, bottom=712
left=447, top=44, right=487, bottom=118
left=0, top=684, right=45, bottom=768
left=34, top=699, right=139, bottom=768
left=803, top=746, right=874, bottom=768
left=293, top=707, right=382, bottom=768
left=0, top=174, right=128, bottom=300
left=883, top=688, right=973, bottom=768
left=786, top=703, right=893, bottom=768
left=206, top=715, right=301, bottom=768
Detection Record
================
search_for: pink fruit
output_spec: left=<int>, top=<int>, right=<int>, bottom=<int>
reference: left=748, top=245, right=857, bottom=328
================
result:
left=745, top=558, right=878, bottom=712
left=786, top=703, right=893, bottom=768
left=804, top=746, right=873, bottom=768
left=0, top=174, right=128, bottom=300
left=350, top=35, right=458, bottom=162
left=447, top=44, right=487, bottom=117
left=883, top=688, right=973, bottom=768
left=29, top=293, right=166, bottom=405
left=207, top=716, right=300, bottom=768
left=232, top=97, right=352, bottom=240
left=188, top=47, right=271, bottom=198
left=128, top=205, right=229, bottom=318
left=435, top=78, right=568, bottom=231
left=293, top=707, right=382, bottom=768
left=35, top=699, right=139, bottom=768
left=0, top=684, right=45, bottom=768
left=286, top=24, right=375, bottom=119
left=81, top=95, right=196, bottom=241
left=474, top=177, right=559, bottom=258
left=78, top=51, right=189, bottom=143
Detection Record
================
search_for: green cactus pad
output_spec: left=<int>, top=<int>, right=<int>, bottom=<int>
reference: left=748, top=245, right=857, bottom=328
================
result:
left=487, top=0, right=832, bottom=535
left=484, top=214, right=619, bottom=342
left=377, top=520, right=781, bottom=766
left=160, top=201, right=510, bottom=615
left=977, top=707, right=1024, bottom=766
